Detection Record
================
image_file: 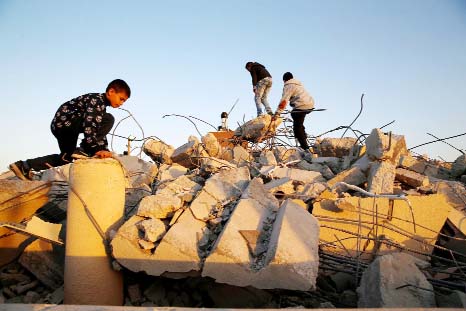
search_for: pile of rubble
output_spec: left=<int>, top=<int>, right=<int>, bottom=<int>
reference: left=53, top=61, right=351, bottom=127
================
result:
left=1, top=114, right=466, bottom=308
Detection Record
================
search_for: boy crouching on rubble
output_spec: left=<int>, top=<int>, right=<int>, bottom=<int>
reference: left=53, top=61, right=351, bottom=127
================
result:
left=9, top=79, right=131, bottom=180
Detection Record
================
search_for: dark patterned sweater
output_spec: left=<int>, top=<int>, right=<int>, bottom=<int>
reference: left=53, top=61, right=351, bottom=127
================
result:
left=51, top=93, right=110, bottom=152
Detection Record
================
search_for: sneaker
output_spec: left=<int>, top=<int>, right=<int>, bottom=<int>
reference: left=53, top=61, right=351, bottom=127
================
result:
left=9, top=161, right=32, bottom=181
left=267, top=111, right=274, bottom=116
left=71, top=148, right=90, bottom=160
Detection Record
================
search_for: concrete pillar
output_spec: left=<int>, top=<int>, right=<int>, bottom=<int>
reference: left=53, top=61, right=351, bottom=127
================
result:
left=64, top=159, right=125, bottom=305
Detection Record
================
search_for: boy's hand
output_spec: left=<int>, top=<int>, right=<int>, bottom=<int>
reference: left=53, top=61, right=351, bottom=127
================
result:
left=95, top=150, right=113, bottom=159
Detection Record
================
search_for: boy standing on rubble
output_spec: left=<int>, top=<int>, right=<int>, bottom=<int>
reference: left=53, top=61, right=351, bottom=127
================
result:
left=273, top=72, right=314, bottom=152
left=9, top=79, right=131, bottom=180
left=245, top=62, right=273, bottom=117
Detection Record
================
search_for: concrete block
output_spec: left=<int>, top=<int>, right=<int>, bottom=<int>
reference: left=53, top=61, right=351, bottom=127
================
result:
left=201, top=132, right=222, bottom=157
left=296, top=182, right=327, bottom=201
left=231, top=145, right=252, bottom=166
left=234, top=114, right=282, bottom=143
left=365, top=128, right=408, bottom=164
left=156, top=164, right=188, bottom=184
left=143, top=139, right=174, bottom=164
left=311, top=157, right=341, bottom=173
left=367, top=161, right=396, bottom=194
left=137, top=193, right=183, bottom=219
left=190, top=166, right=250, bottom=220
left=318, top=137, right=358, bottom=157
left=137, top=218, right=166, bottom=242
left=434, top=181, right=466, bottom=210
left=395, top=167, right=429, bottom=188
left=270, top=167, right=325, bottom=184
left=327, top=166, right=367, bottom=188
left=203, top=198, right=319, bottom=290
left=171, top=136, right=205, bottom=169
left=200, top=157, right=236, bottom=173
left=313, top=194, right=452, bottom=260
left=273, top=146, right=302, bottom=163
left=296, top=161, right=335, bottom=179
left=156, top=175, right=202, bottom=204
left=265, top=177, right=295, bottom=195
left=399, top=154, right=427, bottom=174
left=357, top=253, right=435, bottom=308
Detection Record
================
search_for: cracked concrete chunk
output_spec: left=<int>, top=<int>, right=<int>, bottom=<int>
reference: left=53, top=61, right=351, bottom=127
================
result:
left=365, top=128, right=408, bottom=164
left=137, top=193, right=183, bottom=219
left=116, top=155, right=158, bottom=188
left=143, top=139, right=174, bottom=164
left=327, top=166, right=366, bottom=188
left=367, top=161, right=396, bottom=194
left=202, top=132, right=222, bottom=158
left=190, top=166, right=250, bottom=220
left=318, top=137, right=358, bottom=157
left=234, top=114, right=282, bottom=143
left=171, top=137, right=206, bottom=169
left=357, top=253, right=435, bottom=308
left=451, top=154, right=466, bottom=178
left=203, top=180, right=319, bottom=290
left=396, top=167, right=429, bottom=188
left=156, top=164, right=188, bottom=184
left=137, top=218, right=167, bottom=242
left=270, top=167, right=325, bottom=184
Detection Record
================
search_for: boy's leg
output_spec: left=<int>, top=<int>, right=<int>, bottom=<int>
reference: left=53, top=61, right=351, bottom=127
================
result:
left=260, top=78, right=273, bottom=115
left=254, top=87, right=264, bottom=116
left=95, top=113, right=115, bottom=142
left=291, top=110, right=310, bottom=150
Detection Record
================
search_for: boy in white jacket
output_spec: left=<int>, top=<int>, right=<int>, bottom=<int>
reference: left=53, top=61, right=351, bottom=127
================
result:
left=273, top=72, right=315, bottom=151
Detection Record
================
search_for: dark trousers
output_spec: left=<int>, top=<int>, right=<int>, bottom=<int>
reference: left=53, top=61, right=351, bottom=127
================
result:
left=291, top=109, right=310, bottom=150
left=26, top=113, right=114, bottom=171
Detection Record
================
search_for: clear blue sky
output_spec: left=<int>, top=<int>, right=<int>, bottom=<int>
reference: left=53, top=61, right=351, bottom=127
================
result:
left=1, top=0, right=465, bottom=170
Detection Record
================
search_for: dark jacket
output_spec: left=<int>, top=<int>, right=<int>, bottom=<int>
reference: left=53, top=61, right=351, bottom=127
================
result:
left=249, top=62, right=272, bottom=86
left=50, top=93, right=110, bottom=152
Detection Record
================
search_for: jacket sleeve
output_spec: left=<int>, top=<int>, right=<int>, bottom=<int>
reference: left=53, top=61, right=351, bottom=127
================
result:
left=276, top=85, right=293, bottom=113
left=251, top=68, right=258, bottom=86
left=82, top=96, right=108, bottom=153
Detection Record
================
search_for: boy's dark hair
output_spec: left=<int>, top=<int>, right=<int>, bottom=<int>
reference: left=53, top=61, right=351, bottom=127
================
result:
left=245, top=62, right=254, bottom=69
left=283, top=72, right=293, bottom=82
left=106, top=79, right=131, bottom=97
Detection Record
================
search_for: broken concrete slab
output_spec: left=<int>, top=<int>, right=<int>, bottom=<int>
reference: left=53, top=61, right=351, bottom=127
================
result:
left=268, top=167, right=325, bottom=184
left=314, top=194, right=453, bottom=260
left=200, top=157, right=236, bottom=173
left=230, top=145, right=252, bottom=166
left=112, top=210, right=206, bottom=276
left=156, top=164, right=188, bottom=184
left=264, top=178, right=295, bottom=196
left=136, top=218, right=167, bottom=243
left=327, top=166, right=367, bottom=188
left=203, top=197, right=319, bottom=291
left=189, top=166, right=250, bottom=220
left=0, top=180, right=51, bottom=267
left=396, top=167, right=430, bottom=188
left=137, top=193, right=183, bottom=219
left=115, top=155, right=158, bottom=188
left=143, top=139, right=174, bottom=164
left=273, top=146, right=302, bottom=163
left=365, top=128, right=409, bottom=164
left=317, top=137, right=358, bottom=157
left=234, top=114, right=282, bottom=143
left=170, top=136, right=207, bottom=169
left=367, top=161, right=396, bottom=194
left=18, top=239, right=64, bottom=290
left=357, top=252, right=435, bottom=308
left=296, top=160, right=335, bottom=180
left=296, top=182, right=327, bottom=202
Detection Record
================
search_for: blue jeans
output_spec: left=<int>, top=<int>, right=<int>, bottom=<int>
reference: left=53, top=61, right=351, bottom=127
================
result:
left=254, top=77, right=273, bottom=116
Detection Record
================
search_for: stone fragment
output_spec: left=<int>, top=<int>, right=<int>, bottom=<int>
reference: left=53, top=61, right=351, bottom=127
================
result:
left=318, top=137, right=358, bottom=157
left=234, top=114, right=282, bottom=143
left=156, top=164, right=188, bottom=184
left=367, top=161, right=396, bottom=194
left=190, top=166, right=250, bottom=220
left=314, top=194, right=452, bottom=260
left=200, top=157, right=236, bottom=173
left=137, top=218, right=166, bottom=242
left=365, top=128, right=408, bottom=164
left=259, top=150, right=277, bottom=166
left=327, top=166, right=367, bottom=188
left=312, top=157, right=342, bottom=173
left=231, top=145, right=252, bottom=166
left=143, top=138, right=174, bottom=164
left=296, top=182, right=327, bottom=201
left=137, top=193, right=183, bottom=219
left=138, top=239, right=155, bottom=250
left=265, top=178, right=295, bottom=195
left=273, top=146, right=302, bottom=163
left=399, top=154, right=427, bottom=174
left=115, top=155, right=158, bottom=188
left=201, top=132, right=222, bottom=157
left=297, top=160, right=335, bottom=179
left=395, top=168, right=429, bottom=188
left=451, top=154, right=466, bottom=178
left=171, top=136, right=206, bottom=169
left=433, top=181, right=466, bottom=210
left=269, top=167, right=325, bottom=184
left=155, top=175, right=202, bottom=204
left=357, top=253, right=435, bottom=308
